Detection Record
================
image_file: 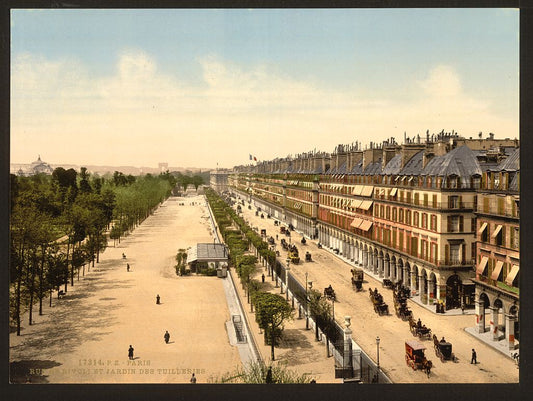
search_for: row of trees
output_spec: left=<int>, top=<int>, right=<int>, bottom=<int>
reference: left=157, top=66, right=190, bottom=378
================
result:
left=207, top=189, right=339, bottom=360
left=10, top=169, right=176, bottom=335
left=206, top=189, right=294, bottom=362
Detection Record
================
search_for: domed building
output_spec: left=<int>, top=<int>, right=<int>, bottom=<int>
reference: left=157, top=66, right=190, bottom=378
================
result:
left=29, top=155, right=53, bottom=175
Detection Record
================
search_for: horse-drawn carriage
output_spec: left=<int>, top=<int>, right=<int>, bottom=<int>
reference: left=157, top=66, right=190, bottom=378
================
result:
left=280, top=238, right=289, bottom=250
left=394, top=301, right=412, bottom=320
left=305, top=251, right=312, bottom=262
left=433, top=335, right=457, bottom=362
left=382, top=278, right=394, bottom=289
left=301, top=237, right=306, bottom=244
left=369, top=288, right=389, bottom=316
left=280, top=226, right=286, bottom=234
left=405, top=340, right=432, bottom=376
left=324, top=285, right=336, bottom=301
left=409, top=317, right=432, bottom=340
left=393, top=287, right=412, bottom=320
left=288, top=244, right=300, bottom=264
left=267, top=236, right=275, bottom=245
left=260, top=229, right=267, bottom=237
left=350, top=268, right=364, bottom=291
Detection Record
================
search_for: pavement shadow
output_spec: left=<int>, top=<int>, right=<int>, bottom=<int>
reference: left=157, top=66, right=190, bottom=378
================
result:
left=278, top=329, right=314, bottom=349
left=11, top=262, right=127, bottom=358
left=10, top=359, right=62, bottom=384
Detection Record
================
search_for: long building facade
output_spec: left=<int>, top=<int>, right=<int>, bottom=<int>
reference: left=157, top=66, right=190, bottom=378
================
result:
left=215, top=130, right=519, bottom=350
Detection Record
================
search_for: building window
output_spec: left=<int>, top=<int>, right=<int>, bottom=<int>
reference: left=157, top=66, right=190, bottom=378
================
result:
left=423, top=194, right=428, bottom=207
left=494, top=174, right=501, bottom=189
left=392, top=207, right=397, bottom=222
left=510, top=227, right=519, bottom=249
left=448, top=176, right=458, bottom=189
left=449, top=195, right=459, bottom=209
left=448, top=215, right=460, bottom=232
left=399, top=208, right=404, bottom=223
left=495, top=225, right=504, bottom=247
left=481, top=223, right=489, bottom=242
left=413, top=212, right=419, bottom=227
left=430, top=215, right=437, bottom=231
left=406, top=210, right=411, bottom=225
left=422, top=213, right=428, bottom=229
left=386, top=206, right=391, bottom=220
left=472, top=176, right=481, bottom=189
left=414, top=192, right=419, bottom=205
left=450, top=244, right=461, bottom=264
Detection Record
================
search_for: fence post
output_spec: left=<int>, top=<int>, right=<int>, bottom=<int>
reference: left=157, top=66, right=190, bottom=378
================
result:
left=343, top=316, right=353, bottom=377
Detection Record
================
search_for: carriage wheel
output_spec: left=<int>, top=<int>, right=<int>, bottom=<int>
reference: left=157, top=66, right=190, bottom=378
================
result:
left=405, top=355, right=410, bottom=366
left=440, top=354, right=444, bottom=363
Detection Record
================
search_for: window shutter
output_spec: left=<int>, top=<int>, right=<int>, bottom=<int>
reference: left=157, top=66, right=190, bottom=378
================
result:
left=459, top=216, right=464, bottom=231
left=462, top=244, right=466, bottom=264
left=447, top=216, right=451, bottom=232
left=445, top=244, right=449, bottom=265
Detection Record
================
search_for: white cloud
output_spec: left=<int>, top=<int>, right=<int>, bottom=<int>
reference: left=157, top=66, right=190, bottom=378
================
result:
left=10, top=53, right=518, bottom=168
left=419, top=65, right=462, bottom=97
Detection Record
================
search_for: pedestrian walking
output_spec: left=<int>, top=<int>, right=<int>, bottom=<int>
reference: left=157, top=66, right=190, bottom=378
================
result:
left=190, top=373, right=197, bottom=383
left=471, top=348, right=477, bottom=364
left=128, top=345, right=134, bottom=360
left=156, top=294, right=160, bottom=304
left=127, top=263, right=130, bottom=272
left=262, top=273, right=265, bottom=283
left=164, top=330, right=170, bottom=344
left=265, top=366, right=273, bottom=383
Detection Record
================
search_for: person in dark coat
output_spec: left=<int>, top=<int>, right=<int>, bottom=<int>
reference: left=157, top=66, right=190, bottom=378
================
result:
left=265, top=366, right=273, bottom=383
left=127, top=263, right=130, bottom=272
left=128, top=345, right=134, bottom=360
left=156, top=294, right=160, bottom=304
left=164, top=331, right=170, bottom=344
left=471, top=349, right=477, bottom=364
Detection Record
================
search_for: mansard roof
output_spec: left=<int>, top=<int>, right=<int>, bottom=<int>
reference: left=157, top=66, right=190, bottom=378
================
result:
left=422, top=145, right=481, bottom=178
left=350, top=160, right=364, bottom=175
left=363, top=160, right=382, bottom=175
left=400, top=150, right=425, bottom=175
left=498, top=147, right=519, bottom=172
left=382, top=153, right=403, bottom=175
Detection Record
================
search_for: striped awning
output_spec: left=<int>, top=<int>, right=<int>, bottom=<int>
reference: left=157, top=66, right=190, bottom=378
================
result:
left=352, top=185, right=363, bottom=196
left=478, top=222, right=488, bottom=235
left=361, top=186, right=374, bottom=197
left=351, top=199, right=362, bottom=208
left=350, top=217, right=363, bottom=228
left=359, top=220, right=373, bottom=231
left=359, top=200, right=374, bottom=210
left=476, top=256, right=489, bottom=274
left=491, top=224, right=503, bottom=238
left=505, top=265, right=519, bottom=286
left=491, top=260, right=504, bottom=280
left=390, top=187, right=398, bottom=196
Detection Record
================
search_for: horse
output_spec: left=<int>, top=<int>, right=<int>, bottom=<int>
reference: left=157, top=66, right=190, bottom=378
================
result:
left=424, top=360, right=432, bottom=377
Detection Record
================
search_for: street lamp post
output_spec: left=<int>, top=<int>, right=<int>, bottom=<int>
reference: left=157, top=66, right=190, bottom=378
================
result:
left=305, top=273, right=310, bottom=329
left=376, top=336, right=380, bottom=383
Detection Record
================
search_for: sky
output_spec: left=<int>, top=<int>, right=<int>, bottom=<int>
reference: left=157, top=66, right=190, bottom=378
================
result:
left=10, top=8, right=519, bottom=169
